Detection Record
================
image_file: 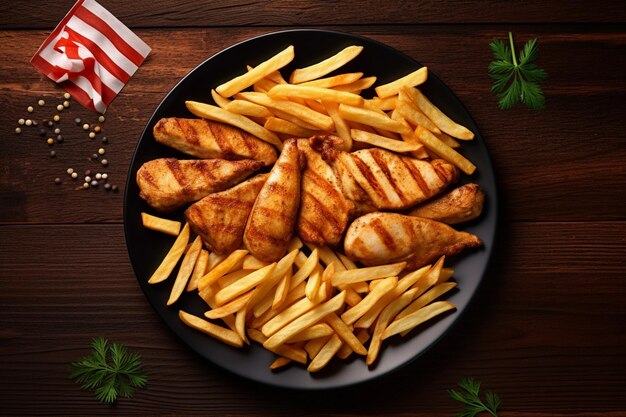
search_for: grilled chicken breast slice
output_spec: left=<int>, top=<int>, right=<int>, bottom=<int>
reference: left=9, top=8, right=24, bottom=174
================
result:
left=153, top=118, right=277, bottom=166
left=244, top=139, right=303, bottom=262
left=296, top=137, right=355, bottom=247
left=408, top=183, right=485, bottom=225
left=185, top=173, right=269, bottom=254
left=344, top=212, right=482, bottom=270
left=136, top=158, right=263, bottom=212
left=333, top=148, right=460, bottom=212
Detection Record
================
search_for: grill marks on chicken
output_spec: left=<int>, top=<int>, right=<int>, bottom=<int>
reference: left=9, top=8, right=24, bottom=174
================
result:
left=137, top=158, right=263, bottom=212
left=244, top=139, right=303, bottom=262
left=333, top=148, right=460, bottom=212
left=408, top=183, right=485, bottom=225
left=344, top=212, right=482, bottom=269
left=153, top=118, right=277, bottom=166
left=185, top=173, right=269, bottom=254
left=296, top=138, right=354, bottom=247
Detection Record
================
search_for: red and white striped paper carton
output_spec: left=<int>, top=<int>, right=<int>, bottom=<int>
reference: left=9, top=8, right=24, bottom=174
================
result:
left=31, top=0, right=151, bottom=113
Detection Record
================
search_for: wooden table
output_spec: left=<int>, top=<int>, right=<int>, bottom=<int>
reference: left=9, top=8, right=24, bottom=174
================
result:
left=1, top=1, right=625, bottom=415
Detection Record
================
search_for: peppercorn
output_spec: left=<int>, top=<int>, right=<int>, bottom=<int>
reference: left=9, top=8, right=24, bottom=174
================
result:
left=38, top=99, right=45, bottom=106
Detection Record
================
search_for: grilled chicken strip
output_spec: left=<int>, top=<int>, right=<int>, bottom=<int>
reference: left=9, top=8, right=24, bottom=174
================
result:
left=137, top=158, right=263, bottom=212
left=153, top=118, right=277, bottom=166
left=296, top=137, right=355, bottom=247
left=408, top=183, right=485, bottom=225
left=332, top=148, right=460, bottom=212
left=185, top=173, right=269, bottom=254
left=344, top=212, right=482, bottom=270
left=244, top=139, right=303, bottom=262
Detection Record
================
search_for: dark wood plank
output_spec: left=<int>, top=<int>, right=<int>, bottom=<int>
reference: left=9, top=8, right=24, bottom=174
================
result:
left=1, top=0, right=625, bottom=29
left=1, top=221, right=625, bottom=415
left=1, top=27, right=625, bottom=224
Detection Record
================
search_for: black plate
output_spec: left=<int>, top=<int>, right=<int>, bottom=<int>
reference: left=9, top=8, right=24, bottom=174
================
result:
left=124, top=29, right=498, bottom=389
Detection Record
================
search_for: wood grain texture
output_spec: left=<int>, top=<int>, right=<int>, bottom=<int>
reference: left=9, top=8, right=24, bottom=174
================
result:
left=0, top=222, right=625, bottom=415
left=1, top=27, right=625, bottom=224
left=1, top=0, right=625, bottom=29
left=1, top=2, right=626, bottom=414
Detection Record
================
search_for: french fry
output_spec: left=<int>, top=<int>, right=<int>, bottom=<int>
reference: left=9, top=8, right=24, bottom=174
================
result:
left=321, top=262, right=336, bottom=301
left=344, top=287, right=363, bottom=307
left=389, top=110, right=430, bottom=159
left=415, top=126, right=476, bottom=175
left=141, top=212, right=181, bottom=236
left=205, top=290, right=255, bottom=319
left=185, top=101, right=282, bottom=148
left=365, top=95, right=398, bottom=111
left=331, top=261, right=406, bottom=286
left=308, top=334, right=343, bottom=372
left=366, top=287, right=420, bottom=365
left=434, top=131, right=461, bottom=148
left=269, top=84, right=364, bottom=107
left=307, top=244, right=347, bottom=272
left=237, top=92, right=334, bottom=131
left=264, top=117, right=318, bottom=138
left=272, top=268, right=292, bottom=310
left=341, top=277, right=397, bottom=325
left=197, top=249, right=248, bottom=291
left=333, top=76, right=377, bottom=93
left=216, top=45, right=295, bottom=97
left=250, top=282, right=306, bottom=329
left=338, top=328, right=370, bottom=360
left=167, top=235, right=203, bottom=305
left=354, top=264, right=430, bottom=328
left=248, top=328, right=307, bottom=364
left=382, top=301, right=456, bottom=340
left=225, top=99, right=273, bottom=118
left=211, top=89, right=231, bottom=109
left=208, top=252, right=226, bottom=271
left=337, top=252, right=357, bottom=270
left=235, top=307, right=248, bottom=344
left=148, top=223, right=190, bottom=284
left=217, top=269, right=252, bottom=289
left=323, top=101, right=352, bottom=151
left=264, top=291, right=346, bottom=350
left=215, top=263, right=276, bottom=306
left=179, top=310, right=243, bottom=348
left=338, top=104, right=411, bottom=135
left=249, top=250, right=298, bottom=317
left=351, top=128, right=422, bottom=153
left=270, top=356, right=292, bottom=370
left=242, top=254, right=270, bottom=270
left=396, top=94, right=441, bottom=134
left=305, top=263, right=324, bottom=301
left=375, top=67, right=428, bottom=98
left=291, top=248, right=319, bottom=289
left=290, top=45, right=363, bottom=84
left=187, top=249, right=209, bottom=292
left=299, top=72, right=363, bottom=88
left=287, top=323, right=334, bottom=343
left=304, top=335, right=331, bottom=359
left=326, top=313, right=367, bottom=355
left=406, top=88, right=474, bottom=140
left=399, top=282, right=457, bottom=328
left=294, top=250, right=308, bottom=268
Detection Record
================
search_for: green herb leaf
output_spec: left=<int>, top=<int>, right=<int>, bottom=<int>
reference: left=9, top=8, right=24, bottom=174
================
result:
left=448, top=377, right=501, bottom=417
left=488, top=32, right=548, bottom=110
left=69, top=337, right=147, bottom=404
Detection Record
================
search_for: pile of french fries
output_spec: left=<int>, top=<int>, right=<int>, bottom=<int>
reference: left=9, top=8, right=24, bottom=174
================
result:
left=143, top=216, right=457, bottom=371
left=185, top=44, right=477, bottom=175
left=139, top=44, right=480, bottom=372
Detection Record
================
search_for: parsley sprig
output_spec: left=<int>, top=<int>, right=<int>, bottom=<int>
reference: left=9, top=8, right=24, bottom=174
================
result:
left=69, top=337, right=147, bottom=404
left=449, top=377, right=501, bottom=417
left=489, top=32, right=548, bottom=110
